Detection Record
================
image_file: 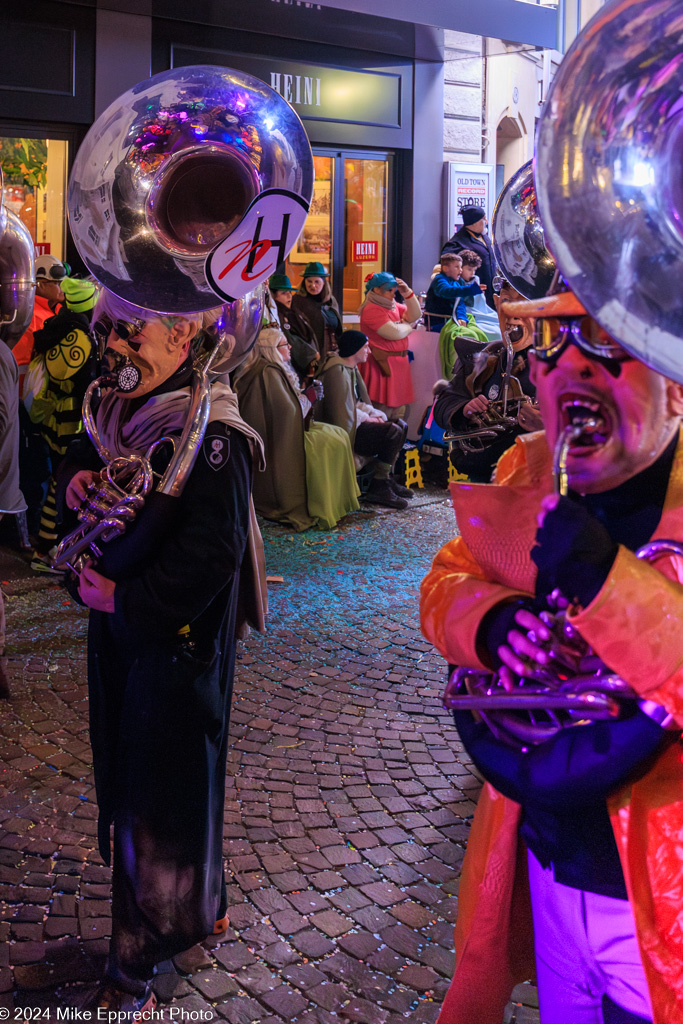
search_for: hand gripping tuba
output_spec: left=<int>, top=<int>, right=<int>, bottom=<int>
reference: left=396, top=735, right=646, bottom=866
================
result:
left=0, top=167, right=36, bottom=348
left=444, top=417, right=683, bottom=749
left=53, top=65, right=314, bottom=572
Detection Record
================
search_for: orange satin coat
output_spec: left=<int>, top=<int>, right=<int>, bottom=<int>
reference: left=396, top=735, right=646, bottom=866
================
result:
left=420, top=430, right=683, bottom=1024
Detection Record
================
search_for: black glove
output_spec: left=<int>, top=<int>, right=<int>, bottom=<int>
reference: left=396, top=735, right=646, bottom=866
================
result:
left=531, top=496, right=619, bottom=607
left=476, top=597, right=536, bottom=670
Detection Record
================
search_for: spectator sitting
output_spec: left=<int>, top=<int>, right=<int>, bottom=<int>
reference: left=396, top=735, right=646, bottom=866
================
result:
left=433, top=275, right=542, bottom=482
left=316, top=330, right=413, bottom=511
left=234, top=327, right=359, bottom=531
left=13, top=254, right=67, bottom=397
left=424, top=253, right=483, bottom=333
left=268, top=274, right=319, bottom=383
left=358, top=272, right=421, bottom=422
left=291, top=262, right=342, bottom=359
left=24, top=277, right=97, bottom=572
left=458, top=249, right=503, bottom=340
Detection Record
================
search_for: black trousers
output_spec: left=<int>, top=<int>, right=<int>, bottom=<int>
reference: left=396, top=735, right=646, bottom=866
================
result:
left=354, top=419, right=407, bottom=467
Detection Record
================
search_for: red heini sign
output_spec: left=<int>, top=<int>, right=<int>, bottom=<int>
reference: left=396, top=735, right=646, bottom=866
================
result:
left=352, top=241, right=378, bottom=262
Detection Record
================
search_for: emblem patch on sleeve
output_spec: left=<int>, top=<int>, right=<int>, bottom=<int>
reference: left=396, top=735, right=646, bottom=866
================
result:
left=203, top=431, right=230, bottom=471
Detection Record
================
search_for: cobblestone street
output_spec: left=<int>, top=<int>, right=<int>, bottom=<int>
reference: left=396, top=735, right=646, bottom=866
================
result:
left=0, top=490, right=539, bottom=1024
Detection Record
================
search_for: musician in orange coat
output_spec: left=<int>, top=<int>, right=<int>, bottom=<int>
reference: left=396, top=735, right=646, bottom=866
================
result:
left=421, top=287, right=683, bottom=1024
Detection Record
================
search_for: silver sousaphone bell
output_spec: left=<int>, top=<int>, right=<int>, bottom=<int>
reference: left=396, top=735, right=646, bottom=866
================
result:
left=53, top=65, right=314, bottom=572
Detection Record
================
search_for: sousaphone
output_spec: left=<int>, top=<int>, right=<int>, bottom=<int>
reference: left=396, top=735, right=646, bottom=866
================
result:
left=54, top=65, right=314, bottom=571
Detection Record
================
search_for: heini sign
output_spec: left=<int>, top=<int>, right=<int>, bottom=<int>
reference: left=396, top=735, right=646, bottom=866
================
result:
left=270, top=73, right=321, bottom=107
left=352, top=241, right=378, bottom=262
left=206, top=189, right=310, bottom=303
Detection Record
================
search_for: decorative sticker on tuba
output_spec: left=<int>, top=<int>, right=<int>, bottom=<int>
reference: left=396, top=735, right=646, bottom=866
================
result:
left=206, top=188, right=310, bottom=303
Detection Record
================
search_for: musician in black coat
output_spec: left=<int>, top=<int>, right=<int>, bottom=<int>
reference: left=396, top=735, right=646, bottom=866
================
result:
left=433, top=278, right=541, bottom=481
left=60, top=290, right=265, bottom=1013
left=441, top=205, right=498, bottom=309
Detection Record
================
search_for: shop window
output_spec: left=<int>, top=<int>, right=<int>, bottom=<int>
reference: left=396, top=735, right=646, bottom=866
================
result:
left=286, top=155, right=334, bottom=291
left=0, top=136, right=68, bottom=260
left=343, top=157, right=387, bottom=315
left=286, top=150, right=390, bottom=321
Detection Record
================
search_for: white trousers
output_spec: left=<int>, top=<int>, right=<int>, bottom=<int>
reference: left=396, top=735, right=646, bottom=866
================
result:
left=527, top=850, right=653, bottom=1023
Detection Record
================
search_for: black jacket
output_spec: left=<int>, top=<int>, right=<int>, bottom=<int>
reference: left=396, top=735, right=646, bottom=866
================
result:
left=441, top=225, right=497, bottom=308
left=433, top=341, right=535, bottom=432
left=60, top=369, right=253, bottom=977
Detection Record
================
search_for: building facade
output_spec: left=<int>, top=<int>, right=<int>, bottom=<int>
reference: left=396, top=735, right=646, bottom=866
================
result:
left=2, top=0, right=602, bottom=306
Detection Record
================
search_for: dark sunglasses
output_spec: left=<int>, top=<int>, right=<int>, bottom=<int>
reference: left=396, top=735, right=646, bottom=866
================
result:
left=93, top=316, right=146, bottom=346
left=38, top=265, right=67, bottom=282
left=534, top=316, right=630, bottom=363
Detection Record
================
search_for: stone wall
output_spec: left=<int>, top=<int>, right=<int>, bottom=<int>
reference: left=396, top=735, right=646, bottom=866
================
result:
left=443, top=29, right=484, bottom=164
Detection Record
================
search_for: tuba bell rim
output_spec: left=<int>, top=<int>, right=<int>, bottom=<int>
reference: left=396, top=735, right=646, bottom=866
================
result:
left=146, top=143, right=261, bottom=260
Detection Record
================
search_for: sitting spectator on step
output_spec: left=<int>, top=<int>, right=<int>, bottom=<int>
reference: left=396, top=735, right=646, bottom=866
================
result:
left=268, top=274, right=319, bottom=383
left=234, top=327, right=359, bottom=531
left=358, top=272, right=420, bottom=422
left=316, top=330, right=413, bottom=511
left=292, top=262, right=342, bottom=360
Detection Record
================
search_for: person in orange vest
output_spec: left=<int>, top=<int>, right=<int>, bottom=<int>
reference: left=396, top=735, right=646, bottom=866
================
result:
left=13, top=254, right=67, bottom=396
left=421, top=285, right=683, bottom=1024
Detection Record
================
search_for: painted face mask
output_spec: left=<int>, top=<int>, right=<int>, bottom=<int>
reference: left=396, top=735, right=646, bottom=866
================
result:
left=532, top=329, right=679, bottom=494
left=45, top=330, right=91, bottom=382
left=96, top=316, right=190, bottom=398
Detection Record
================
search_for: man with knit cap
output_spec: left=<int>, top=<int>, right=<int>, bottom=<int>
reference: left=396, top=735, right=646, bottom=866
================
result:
left=316, top=329, right=412, bottom=510
left=441, top=206, right=497, bottom=309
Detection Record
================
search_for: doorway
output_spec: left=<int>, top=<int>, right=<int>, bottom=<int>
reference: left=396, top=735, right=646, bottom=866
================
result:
left=285, top=148, right=393, bottom=320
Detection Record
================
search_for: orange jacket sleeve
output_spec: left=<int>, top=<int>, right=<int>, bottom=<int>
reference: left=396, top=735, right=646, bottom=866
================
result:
left=420, top=536, right=529, bottom=670
left=420, top=441, right=536, bottom=670
left=570, top=546, right=683, bottom=724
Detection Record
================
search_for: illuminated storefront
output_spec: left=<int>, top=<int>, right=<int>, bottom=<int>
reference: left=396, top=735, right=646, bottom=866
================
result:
left=0, top=136, right=69, bottom=262
left=3, top=1, right=442, bottom=304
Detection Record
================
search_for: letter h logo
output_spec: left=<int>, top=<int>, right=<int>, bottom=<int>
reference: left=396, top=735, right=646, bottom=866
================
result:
left=245, top=212, right=291, bottom=274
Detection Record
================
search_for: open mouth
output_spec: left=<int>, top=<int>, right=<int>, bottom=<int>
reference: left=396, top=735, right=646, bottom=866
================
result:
left=560, top=395, right=612, bottom=452
left=507, top=323, right=524, bottom=345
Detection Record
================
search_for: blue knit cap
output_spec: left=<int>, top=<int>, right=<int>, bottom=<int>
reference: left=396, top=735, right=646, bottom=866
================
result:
left=364, top=272, right=398, bottom=294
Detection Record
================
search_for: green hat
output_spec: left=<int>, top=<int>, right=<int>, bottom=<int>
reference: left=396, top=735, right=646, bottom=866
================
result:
left=61, top=277, right=97, bottom=313
left=268, top=273, right=295, bottom=292
left=302, top=262, right=329, bottom=278
left=364, top=272, right=397, bottom=294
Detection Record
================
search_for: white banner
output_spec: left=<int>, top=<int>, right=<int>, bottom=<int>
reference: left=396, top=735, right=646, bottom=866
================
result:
left=444, top=162, right=495, bottom=237
left=206, top=188, right=310, bottom=303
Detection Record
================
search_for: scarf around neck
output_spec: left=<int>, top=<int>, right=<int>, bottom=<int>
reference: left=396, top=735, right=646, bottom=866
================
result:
left=96, top=379, right=265, bottom=471
left=96, top=375, right=269, bottom=634
left=359, top=289, right=397, bottom=316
